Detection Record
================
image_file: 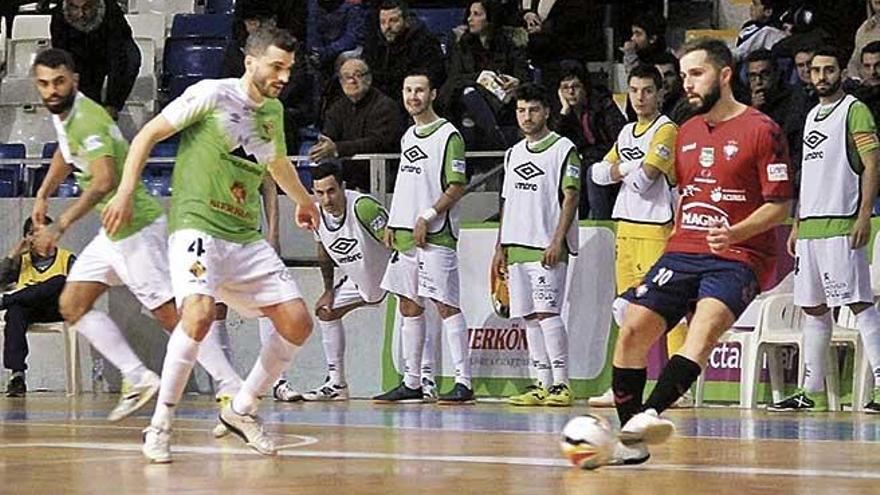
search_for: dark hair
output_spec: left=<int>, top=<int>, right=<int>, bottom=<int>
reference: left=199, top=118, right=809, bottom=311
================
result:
left=245, top=25, right=298, bottom=56
left=652, top=51, right=680, bottom=73
left=32, top=48, right=76, bottom=73
left=812, top=45, right=845, bottom=70
left=631, top=11, right=666, bottom=39
left=628, top=64, right=663, bottom=90
left=558, top=60, right=588, bottom=88
left=514, top=83, right=551, bottom=108
left=680, top=37, right=734, bottom=70
left=862, top=41, right=880, bottom=61
left=23, top=216, right=52, bottom=237
left=237, top=0, right=275, bottom=21
left=379, top=0, right=409, bottom=16
left=311, top=161, right=344, bottom=185
left=403, top=68, right=435, bottom=89
left=463, top=0, right=501, bottom=38
left=745, top=48, right=776, bottom=67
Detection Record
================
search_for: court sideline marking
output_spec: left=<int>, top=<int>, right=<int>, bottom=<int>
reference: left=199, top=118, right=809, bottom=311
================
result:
left=2, top=441, right=880, bottom=480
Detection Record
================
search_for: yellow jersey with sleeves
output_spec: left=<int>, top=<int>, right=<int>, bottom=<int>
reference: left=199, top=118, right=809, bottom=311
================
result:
left=161, top=78, right=287, bottom=244
left=51, top=92, right=163, bottom=241
left=500, top=131, right=581, bottom=263
left=606, top=115, right=677, bottom=230
left=388, top=118, right=466, bottom=251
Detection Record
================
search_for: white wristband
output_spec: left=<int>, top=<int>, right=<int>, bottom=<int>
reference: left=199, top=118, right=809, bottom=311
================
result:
left=420, top=208, right=439, bottom=222
left=617, top=160, right=641, bottom=176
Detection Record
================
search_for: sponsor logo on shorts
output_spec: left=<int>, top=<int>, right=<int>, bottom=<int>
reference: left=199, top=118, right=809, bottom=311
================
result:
left=822, top=271, right=852, bottom=301
left=680, top=202, right=730, bottom=231
left=403, top=145, right=428, bottom=163
left=766, top=163, right=789, bottom=182
left=635, top=284, right=648, bottom=297
left=619, top=147, right=645, bottom=161
left=189, top=261, right=206, bottom=279
left=513, top=162, right=545, bottom=191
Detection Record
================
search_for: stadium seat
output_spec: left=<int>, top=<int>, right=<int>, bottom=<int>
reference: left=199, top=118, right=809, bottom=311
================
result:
left=126, top=13, right=166, bottom=76
left=166, top=74, right=207, bottom=101
left=163, top=37, right=227, bottom=77
left=0, top=17, right=7, bottom=73
left=0, top=143, right=26, bottom=197
left=128, top=0, right=197, bottom=28
left=8, top=15, right=51, bottom=77
left=0, top=103, right=56, bottom=158
left=205, top=0, right=235, bottom=14
left=170, top=13, right=233, bottom=39
left=411, top=7, right=463, bottom=53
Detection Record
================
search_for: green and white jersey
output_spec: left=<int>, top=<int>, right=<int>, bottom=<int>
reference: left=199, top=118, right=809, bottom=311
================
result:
left=388, top=118, right=466, bottom=251
left=798, top=94, right=878, bottom=239
left=51, top=92, right=162, bottom=241
left=500, top=131, right=580, bottom=263
left=316, top=190, right=391, bottom=303
left=161, top=78, right=287, bottom=244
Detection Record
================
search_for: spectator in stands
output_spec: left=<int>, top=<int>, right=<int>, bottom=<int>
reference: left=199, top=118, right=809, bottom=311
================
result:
left=50, top=0, right=140, bottom=121
left=621, top=11, right=669, bottom=73
left=224, top=1, right=318, bottom=155
left=746, top=49, right=807, bottom=172
left=362, top=0, right=445, bottom=109
left=653, top=52, right=694, bottom=124
left=848, top=0, right=880, bottom=78
left=0, top=217, right=74, bottom=398
left=519, top=0, right=598, bottom=93
left=440, top=0, right=529, bottom=150
left=734, top=0, right=789, bottom=62
left=853, top=41, right=880, bottom=121
left=307, top=0, right=365, bottom=77
left=554, top=62, right=626, bottom=220
left=309, top=57, right=401, bottom=191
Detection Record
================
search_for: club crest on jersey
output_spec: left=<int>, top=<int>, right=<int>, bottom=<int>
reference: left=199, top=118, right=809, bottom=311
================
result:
left=260, top=120, right=275, bottom=141
left=699, top=147, right=715, bottom=168
left=619, top=147, right=645, bottom=161
left=230, top=181, right=247, bottom=204
left=723, top=141, right=738, bottom=160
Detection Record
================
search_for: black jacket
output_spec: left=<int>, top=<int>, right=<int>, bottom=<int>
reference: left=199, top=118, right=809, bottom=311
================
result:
left=362, top=17, right=446, bottom=101
left=50, top=0, right=137, bottom=110
left=554, top=86, right=626, bottom=165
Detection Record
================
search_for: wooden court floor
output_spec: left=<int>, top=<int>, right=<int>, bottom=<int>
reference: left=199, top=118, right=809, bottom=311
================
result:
left=1, top=394, right=879, bottom=495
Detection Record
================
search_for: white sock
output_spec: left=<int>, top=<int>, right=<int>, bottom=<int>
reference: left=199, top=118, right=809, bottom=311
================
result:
left=540, top=315, right=569, bottom=386
left=71, top=310, right=147, bottom=382
left=854, top=306, right=880, bottom=387
left=421, top=320, right=440, bottom=384
left=525, top=319, right=552, bottom=388
left=151, top=330, right=200, bottom=429
left=233, top=329, right=301, bottom=415
left=443, top=312, right=472, bottom=388
left=200, top=321, right=243, bottom=397
left=319, top=319, right=346, bottom=385
left=258, top=317, right=287, bottom=382
left=209, top=318, right=234, bottom=362
left=803, top=311, right=833, bottom=393
left=402, top=315, right=426, bottom=389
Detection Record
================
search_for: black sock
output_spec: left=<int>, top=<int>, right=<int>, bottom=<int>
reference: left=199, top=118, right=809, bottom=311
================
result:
left=612, top=366, right=647, bottom=426
left=644, top=355, right=702, bottom=414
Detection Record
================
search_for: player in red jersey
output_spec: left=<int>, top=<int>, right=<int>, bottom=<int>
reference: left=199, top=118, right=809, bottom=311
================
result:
left=605, top=38, right=794, bottom=465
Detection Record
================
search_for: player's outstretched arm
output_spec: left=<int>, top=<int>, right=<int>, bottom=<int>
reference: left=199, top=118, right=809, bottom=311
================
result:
left=32, top=148, right=72, bottom=225
left=266, top=157, right=318, bottom=230
left=101, top=116, right=177, bottom=235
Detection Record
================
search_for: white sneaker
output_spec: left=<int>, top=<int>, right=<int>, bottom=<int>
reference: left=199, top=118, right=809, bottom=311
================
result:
left=421, top=377, right=438, bottom=403
left=272, top=380, right=303, bottom=402
left=619, top=409, right=675, bottom=445
left=108, top=370, right=160, bottom=422
left=670, top=392, right=695, bottom=409
left=302, top=378, right=349, bottom=401
left=218, top=403, right=276, bottom=455
left=607, top=440, right=650, bottom=466
left=587, top=388, right=615, bottom=408
left=142, top=425, right=171, bottom=463
left=212, top=394, right=233, bottom=438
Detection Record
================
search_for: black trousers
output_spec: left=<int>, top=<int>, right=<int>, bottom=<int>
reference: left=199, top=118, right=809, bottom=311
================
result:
left=3, top=300, right=63, bottom=372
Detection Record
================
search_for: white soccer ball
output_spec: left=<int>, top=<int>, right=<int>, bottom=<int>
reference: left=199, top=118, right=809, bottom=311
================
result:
left=560, top=415, right=615, bottom=470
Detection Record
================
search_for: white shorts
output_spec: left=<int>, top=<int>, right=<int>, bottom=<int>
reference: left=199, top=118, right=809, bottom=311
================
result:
left=380, top=245, right=460, bottom=308
left=507, top=261, right=567, bottom=318
left=793, top=236, right=873, bottom=308
left=67, top=216, right=173, bottom=310
left=326, top=275, right=386, bottom=309
left=168, top=229, right=301, bottom=318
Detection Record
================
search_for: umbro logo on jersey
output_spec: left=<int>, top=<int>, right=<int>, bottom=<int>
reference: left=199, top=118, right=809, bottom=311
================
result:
left=329, top=238, right=358, bottom=255
left=619, top=147, right=645, bottom=161
left=803, top=130, right=828, bottom=150
left=514, top=162, right=544, bottom=181
left=403, top=145, right=428, bottom=163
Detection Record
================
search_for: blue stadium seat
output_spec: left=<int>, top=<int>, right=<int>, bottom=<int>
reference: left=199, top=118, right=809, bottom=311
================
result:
left=0, top=143, right=26, bottom=197
left=41, top=141, right=57, bottom=159
left=411, top=7, right=463, bottom=52
left=166, top=74, right=208, bottom=101
left=170, top=13, right=233, bottom=38
left=163, top=38, right=227, bottom=77
left=151, top=140, right=178, bottom=158
left=205, top=0, right=235, bottom=14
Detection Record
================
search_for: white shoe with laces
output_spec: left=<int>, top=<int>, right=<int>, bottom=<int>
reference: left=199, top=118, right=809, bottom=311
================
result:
left=272, top=380, right=303, bottom=402
left=608, top=440, right=650, bottom=466
left=587, top=388, right=615, bottom=408
left=218, top=403, right=277, bottom=455
left=302, top=378, right=349, bottom=401
left=212, top=394, right=233, bottom=438
left=142, top=425, right=171, bottom=463
left=619, top=408, right=675, bottom=445
left=108, top=370, right=160, bottom=422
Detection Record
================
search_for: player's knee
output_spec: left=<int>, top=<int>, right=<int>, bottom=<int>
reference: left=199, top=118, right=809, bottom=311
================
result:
left=399, top=298, right=423, bottom=317
left=435, top=303, right=460, bottom=320
left=59, top=291, right=88, bottom=325
left=616, top=324, right=647, bottom=352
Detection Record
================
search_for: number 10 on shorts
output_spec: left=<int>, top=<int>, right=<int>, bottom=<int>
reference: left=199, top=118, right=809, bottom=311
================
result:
left=652, top=267, right=674, bottom=286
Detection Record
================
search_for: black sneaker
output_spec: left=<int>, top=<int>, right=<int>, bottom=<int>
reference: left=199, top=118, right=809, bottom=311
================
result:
left=864, top=389, right=880, bottom=414
left=767, top=389, right=828, bottom=412
left=373, top=382, right=423, bottom=403
left=6, top=374, right=26, bottom=397
left=438, top=382, right=475, bottom=405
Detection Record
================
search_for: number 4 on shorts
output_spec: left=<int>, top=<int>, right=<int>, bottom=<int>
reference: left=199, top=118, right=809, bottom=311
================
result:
left=188, top=238, right=205, bottom=257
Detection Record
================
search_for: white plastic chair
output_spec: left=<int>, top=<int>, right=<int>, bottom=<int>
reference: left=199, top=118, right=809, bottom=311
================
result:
left=1, top=19, right=7, bottom=73
left=0, top=311, right=80, bottom=396
left=125, top=13, right=165, bottom=76
left=8, top=15, right=51, bottom=77
left=747, top=293, right=804, bottom=408
left=830, top=306, right=871, bottom=412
